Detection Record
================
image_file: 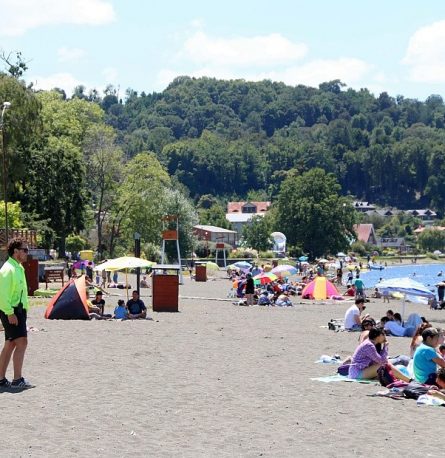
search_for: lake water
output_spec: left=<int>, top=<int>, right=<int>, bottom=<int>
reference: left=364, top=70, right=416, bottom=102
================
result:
left=359, top=263, right=445, bottom=291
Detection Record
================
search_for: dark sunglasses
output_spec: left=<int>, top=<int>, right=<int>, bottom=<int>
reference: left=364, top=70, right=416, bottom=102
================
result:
left=18, top=248, right=29, bottom=253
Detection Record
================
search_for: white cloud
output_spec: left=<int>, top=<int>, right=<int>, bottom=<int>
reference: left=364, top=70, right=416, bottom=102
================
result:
left=0, top=0, right=116, bottom=36
left=403, top=20, right=445, bottom=83
left=156, top=57, right=372, bottom=91
left=57, top=47, right=86, bottom=63
left=30, top=72, right=85, bottom=95
left=270, top=58, right=372, bottom=87
left=181, top=31, right=308, bottom=67
left=102, top=66, right=118, bottom=84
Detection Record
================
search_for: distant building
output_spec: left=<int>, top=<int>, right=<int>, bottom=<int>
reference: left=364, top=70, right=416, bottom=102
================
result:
left=226, top=201, right=271, bottom=236
left=379, top=237, right=409, bottom=253
left=353, top=224, right=378, bottom=245
left=193, top=225, right=238, bottom=248
left=353, top=201, right=376, bottom=213
left=404, top=209, right=437, bottom=225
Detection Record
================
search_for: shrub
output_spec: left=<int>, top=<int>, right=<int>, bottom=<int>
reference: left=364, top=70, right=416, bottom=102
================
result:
left=228, top=248, right=258, bottom=259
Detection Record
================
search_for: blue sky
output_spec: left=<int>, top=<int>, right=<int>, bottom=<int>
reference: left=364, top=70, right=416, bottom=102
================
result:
left=1, top=0, right=445, bottom=100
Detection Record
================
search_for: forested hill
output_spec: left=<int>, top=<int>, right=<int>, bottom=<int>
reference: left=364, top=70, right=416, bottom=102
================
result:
left=103, top=77, right=445, bottom=212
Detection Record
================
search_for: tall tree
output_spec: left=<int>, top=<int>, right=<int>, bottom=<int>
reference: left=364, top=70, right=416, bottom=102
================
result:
left=107, top=152, right=171, bottom=257
left=25, top=138, right=87, bottom=253
left=83, top=124, right=123, bottom=258
left=276, top=168, right=356, bottom=258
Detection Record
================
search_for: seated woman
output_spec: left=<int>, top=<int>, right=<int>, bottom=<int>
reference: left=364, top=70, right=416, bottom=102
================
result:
left=410, top=322, right=432, bottom=358
left=258, top=291, right=271, bottom=306
left=275, top=293, right=292, bottom=307
left=344, top=285, right=356, bottom=297
left=348, top=327, right=411, bottom=382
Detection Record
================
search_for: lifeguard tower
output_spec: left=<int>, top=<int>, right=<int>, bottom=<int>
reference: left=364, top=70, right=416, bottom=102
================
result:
left=214, top=236, right=227, bottom=268
left=160, top=215, right=183, bottom=284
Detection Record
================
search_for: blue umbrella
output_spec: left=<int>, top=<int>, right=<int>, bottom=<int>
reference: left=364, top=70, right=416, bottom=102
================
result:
left=234, top=261, right=252, bottom=269
left=376, top=277, right=434, bottom=320
left=298, top=256, right=308, bottom=262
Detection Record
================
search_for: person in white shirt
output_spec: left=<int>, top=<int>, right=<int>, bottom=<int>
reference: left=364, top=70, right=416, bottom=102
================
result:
left=344, top=298, right=369, bottom=330
left=380, top=316, right=416, bottom=337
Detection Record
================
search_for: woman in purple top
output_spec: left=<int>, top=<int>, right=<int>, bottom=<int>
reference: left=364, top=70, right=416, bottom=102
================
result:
left=348, top=327, right=411, bottom=382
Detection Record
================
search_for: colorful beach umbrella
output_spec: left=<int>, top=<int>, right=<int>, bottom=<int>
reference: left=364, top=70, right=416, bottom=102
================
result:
left=271, top=265, right=298, bottom=277
left=253, top=272, right=277, bottom=285
left=301, top=276, right=339, bottom=300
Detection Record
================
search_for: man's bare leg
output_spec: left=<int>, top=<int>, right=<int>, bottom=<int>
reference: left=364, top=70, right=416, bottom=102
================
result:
left=0, top=340, right=16, bottom=379
left=12, top=337, right=27, bottom=380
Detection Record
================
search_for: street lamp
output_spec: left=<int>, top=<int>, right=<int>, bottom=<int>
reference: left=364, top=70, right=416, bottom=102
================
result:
left=134, top=231, right=141, bottom=295
left=1, top=102, right=11, bottom=245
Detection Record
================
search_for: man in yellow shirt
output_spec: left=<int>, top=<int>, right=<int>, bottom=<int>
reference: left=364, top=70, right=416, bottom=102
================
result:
left=0, top=238, right=32, bottom=389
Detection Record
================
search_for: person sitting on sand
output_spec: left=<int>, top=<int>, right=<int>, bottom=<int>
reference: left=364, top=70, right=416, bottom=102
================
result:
left=348, top=327, right=411, bottom=382
left=275, top=293, right=292, bottom=307
left=126, top=290, right=147, bottom=319
left=344, top=298, right=370, bottom=331
left=113, top=299, right=128, bottom=319
left=410, top=322, right=432, bottom=357
left=359, top=319, right=376, bottom=343
left=91, top=291, right=105, bottom=315
left=371, top=288, right=382, bottom=299
left=413, top=327, right=445, bottom=384
left=344, top=285, right=355, bottom=297
left=258, top=291, right=271, bottom=306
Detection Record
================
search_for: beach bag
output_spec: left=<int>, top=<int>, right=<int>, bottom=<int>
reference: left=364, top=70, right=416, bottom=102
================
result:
left=403, top=382, right=430, bottom=400
left=337, top=364, right=350, bottom=376
left=377, top=364, right=397, bottom=387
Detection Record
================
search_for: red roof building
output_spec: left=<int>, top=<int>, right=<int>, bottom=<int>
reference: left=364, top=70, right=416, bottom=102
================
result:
left=353, top=224, right=378, bottom=245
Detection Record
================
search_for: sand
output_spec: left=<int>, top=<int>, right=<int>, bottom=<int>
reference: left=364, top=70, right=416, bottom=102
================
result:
left=2, top=271, right=445, bottom=457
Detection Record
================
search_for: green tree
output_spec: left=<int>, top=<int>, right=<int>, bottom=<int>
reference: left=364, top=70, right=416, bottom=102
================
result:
left=276, top=168, right=356, bottom=258
left=417, top=229, right=445, bottom=252
left=242, top=214, right=272, bottom=251
left=24, top=138, right=88, bottom=254
left=65, top=234, right=88, bottom=253
left=107, top=152, right=171, bottom=257
left=0, top=201, right=23, bottom=228
left=83, top=124, right=123, bottom=258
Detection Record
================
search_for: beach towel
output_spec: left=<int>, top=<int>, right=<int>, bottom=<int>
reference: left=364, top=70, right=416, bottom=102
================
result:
left=311, top=375, right=375, bottom=384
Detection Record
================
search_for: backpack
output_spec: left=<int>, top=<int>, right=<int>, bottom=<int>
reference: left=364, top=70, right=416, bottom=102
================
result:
left=377, top=364, right=397, bottom=387
left=403, top=382, right=430, bottom=400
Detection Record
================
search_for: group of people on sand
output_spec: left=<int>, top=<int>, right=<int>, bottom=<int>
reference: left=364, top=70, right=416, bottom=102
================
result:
left=229, top=269, right=296, bottom=307
left=339, top=298, right=445, bottom=400
left=87, top=290, right=148, bottom=320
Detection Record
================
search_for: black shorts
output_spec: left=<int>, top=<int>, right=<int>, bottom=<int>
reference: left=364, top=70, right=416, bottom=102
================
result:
left=0, top=308, right=27, bottom=341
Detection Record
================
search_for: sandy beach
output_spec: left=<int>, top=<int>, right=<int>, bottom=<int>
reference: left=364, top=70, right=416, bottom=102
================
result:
left=2, top=272, right=445, bottom=457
